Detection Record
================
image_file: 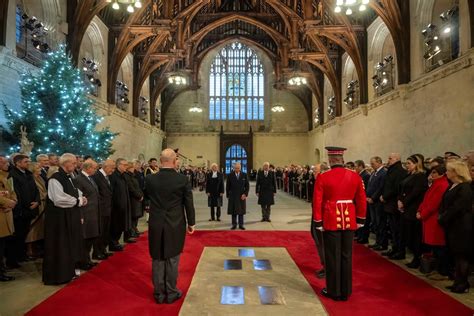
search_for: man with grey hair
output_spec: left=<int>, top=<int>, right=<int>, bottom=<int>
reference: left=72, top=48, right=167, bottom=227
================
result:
left=36, top=154, right=49, bottom=184
left=92, top=159, right=115, bottom=259
left=380, top=153, right=407, bottom=259
left=43, top=153, right=88, bottom=285
left=109, top=158, right=132, bottom=251
left=73, top=159, right=100, bottom=270
left=146, top=148, right=195, bottom=304
left=256, top=162, right=276, bottom=222
left=226, top=162, right=249, bottom=230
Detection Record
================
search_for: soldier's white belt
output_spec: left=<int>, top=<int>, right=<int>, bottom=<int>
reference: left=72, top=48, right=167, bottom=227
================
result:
left=336, top=200, right=353, bottom=203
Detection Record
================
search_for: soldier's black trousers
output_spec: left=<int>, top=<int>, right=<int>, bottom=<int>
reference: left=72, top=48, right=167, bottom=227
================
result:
left=323, top=230, right=354, bottom=298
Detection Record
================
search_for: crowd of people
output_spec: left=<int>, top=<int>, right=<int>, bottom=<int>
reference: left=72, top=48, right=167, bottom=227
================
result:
left=0, top=153, right=161, bottom=284
left=0, top=149, right=472, bottom=296
left=279, top=151, right=474, bottom=295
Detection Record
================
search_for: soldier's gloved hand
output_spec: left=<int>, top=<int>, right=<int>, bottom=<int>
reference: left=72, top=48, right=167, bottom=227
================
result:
left=357, top=224, right=363, bottom=229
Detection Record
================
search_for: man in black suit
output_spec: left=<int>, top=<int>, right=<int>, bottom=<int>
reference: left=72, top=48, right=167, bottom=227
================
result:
left=146, top=148, right=195, bottom=304
left=91, top=159, right=115, bottom=259
left=380, top=153, right=408, bottom=259
left=73, top=159, right=100, bottom=269
left=354, top=160, right=371, bottom=244
left=256, top=162, right=276, bottom=222
left=365, top=157, right=388, bottom=249
left=109, top=159, right=133, bottom=251
left=226, top=162, right=250, bottom=230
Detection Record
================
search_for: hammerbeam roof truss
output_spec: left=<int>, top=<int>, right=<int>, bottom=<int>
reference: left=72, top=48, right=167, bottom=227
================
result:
left=68, top=0, right=409, bottom=128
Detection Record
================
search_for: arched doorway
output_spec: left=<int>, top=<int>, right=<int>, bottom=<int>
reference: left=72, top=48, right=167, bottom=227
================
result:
left=225, top=144, right=248, bottom=174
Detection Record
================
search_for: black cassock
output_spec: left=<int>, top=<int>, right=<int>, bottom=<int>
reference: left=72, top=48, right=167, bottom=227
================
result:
left=226, top=172, right=250, bottom=215
left=256, top=170, right=276, bottom=206
left=43, top=168, right=83, bottom=285
left=145, top=168, right=195, bottom=260
left=109, top=170, right=131, bottom=238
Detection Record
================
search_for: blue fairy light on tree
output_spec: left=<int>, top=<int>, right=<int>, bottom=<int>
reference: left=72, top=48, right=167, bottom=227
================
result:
left=1, top=45, right=117, bottom=160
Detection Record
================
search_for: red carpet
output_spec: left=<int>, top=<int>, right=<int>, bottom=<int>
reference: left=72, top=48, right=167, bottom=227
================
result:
left=27, top=231, right=472, bottom=316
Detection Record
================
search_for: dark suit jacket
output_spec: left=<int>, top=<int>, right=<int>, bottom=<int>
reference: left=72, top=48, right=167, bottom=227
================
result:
left=256, top=170, right=276, bottom=205
left=226, top=171, right=250, bottom=215
left=439, top=182, right=472, bottom=255
left=109, top=170, right=131, bottom=232
left=398, top=172, right=428, bottom=220
left=366, top=167, right=387, bottom=201
left=146, top=168, right=195, bottom=260
left=9, top=167, right=40, bottom=219
left=92, top=170, right=112, bottom=217
left=73, top=173, right=100, bottom=239
left=382, top=161, right=407, bottom=213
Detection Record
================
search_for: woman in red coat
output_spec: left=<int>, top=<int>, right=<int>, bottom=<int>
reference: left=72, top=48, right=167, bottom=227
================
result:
left=417, top=165, right=450, bottom=274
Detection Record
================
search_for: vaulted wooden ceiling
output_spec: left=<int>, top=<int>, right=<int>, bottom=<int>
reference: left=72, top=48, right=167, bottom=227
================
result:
left=67, top=0, right=410, bottom=130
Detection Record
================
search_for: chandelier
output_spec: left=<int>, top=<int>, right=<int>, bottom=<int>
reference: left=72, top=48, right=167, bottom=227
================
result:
left=288, top=76, right=307, bottom=86
left=189, top=90, right=202, bottom=113
left=334, top=0, right=370, bottom=15
left=271, top=105, right=285, bottom=113
left=107, top=0, right=143, bottom=12
left=168, top=74, right=187, bottom=86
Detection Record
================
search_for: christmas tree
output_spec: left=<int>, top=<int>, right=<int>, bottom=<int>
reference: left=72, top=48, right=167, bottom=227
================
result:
left=2, top=45, right=116, bottom=160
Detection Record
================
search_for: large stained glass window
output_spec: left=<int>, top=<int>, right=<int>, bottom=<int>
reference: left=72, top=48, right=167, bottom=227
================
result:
left=225, top=144, right=248, bottom=174
left=209, top=42, right=264, bottom=120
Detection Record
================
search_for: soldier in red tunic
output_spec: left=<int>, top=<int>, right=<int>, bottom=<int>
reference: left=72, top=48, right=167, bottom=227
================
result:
left=313, top=146, right=367, bottom=301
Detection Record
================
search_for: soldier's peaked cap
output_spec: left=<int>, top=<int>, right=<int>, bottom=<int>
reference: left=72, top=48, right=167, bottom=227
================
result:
left=325, top=146, right=347, bottom=156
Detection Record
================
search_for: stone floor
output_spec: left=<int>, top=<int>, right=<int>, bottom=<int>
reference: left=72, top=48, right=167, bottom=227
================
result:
left=0, top=182, right=473, bottom=315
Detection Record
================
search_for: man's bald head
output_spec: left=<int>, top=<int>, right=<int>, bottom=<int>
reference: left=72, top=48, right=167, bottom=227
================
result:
left=388, top=153, right=401, bottom=166
left=160, top=148, right=177, bottom=168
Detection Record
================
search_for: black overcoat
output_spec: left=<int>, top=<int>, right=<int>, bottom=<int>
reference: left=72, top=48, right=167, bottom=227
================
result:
left=256, top=170, right=276, bottom=206
left=398, top=172, right=428, bottom=220
left=124, top=171, right=144, bottom=218
left=9, top=167, right=40, bottom=219
left=206, top=171, right=224, bottom=207
left=381, top=161, right=407, bottom=214
left=92, top=170, right=112, bottom=217
left=146, top=168, right=195, bottom=260
left=226, top=171, right=250, bottom=215
left=73, top=173, right=100, bottom=239
left=109, top=170, right=132, bottom=233
left=439, top=182, right=472, bottom=255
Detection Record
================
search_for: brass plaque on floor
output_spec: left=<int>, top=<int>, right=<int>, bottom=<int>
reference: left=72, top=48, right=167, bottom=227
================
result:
left=238, top=249, right=255, bottom=257
left=224, top=259, right=242, bottom=270
left=258, top=286, right=285, bottom=305
left=220, top=286, right=245, bottom=305
left=253, top=259, right=272, bottom=270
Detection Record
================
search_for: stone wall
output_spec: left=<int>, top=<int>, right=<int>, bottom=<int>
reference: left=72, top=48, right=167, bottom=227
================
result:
left=166, top=132, right=310, bottom=168
left=309, top=49, right=474, bottom=163
left=93, top=98, right=164, bottom=160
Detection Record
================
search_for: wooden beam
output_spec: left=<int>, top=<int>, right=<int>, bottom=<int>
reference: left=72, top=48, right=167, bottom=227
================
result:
left=107, top=0, right=152, bottom=106
left=370, top=0, right=410, bottom=84
left=69, top=0, right=109, bottom=64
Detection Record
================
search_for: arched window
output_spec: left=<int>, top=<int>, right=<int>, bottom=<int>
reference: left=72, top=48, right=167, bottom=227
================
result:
left=225, top=144, right=248, bottom=174
left=209, top=42, right=264, bottom=121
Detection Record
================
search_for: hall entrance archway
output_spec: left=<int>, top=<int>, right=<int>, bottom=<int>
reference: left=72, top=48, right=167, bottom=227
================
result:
left=219, top=129, right=253, bottom=175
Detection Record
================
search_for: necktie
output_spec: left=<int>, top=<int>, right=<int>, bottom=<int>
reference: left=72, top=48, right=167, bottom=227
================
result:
left=265, top=171, right=268, bottom=177
left=236, top=173, right=239, bottom=179
left=105, top=175, right=111, bottom=186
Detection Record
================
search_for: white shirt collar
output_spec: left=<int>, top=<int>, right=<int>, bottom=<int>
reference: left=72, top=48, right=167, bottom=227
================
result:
left=82, top=170, right=91, bottom=177
left=99, top=169, right=107, bottom=177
